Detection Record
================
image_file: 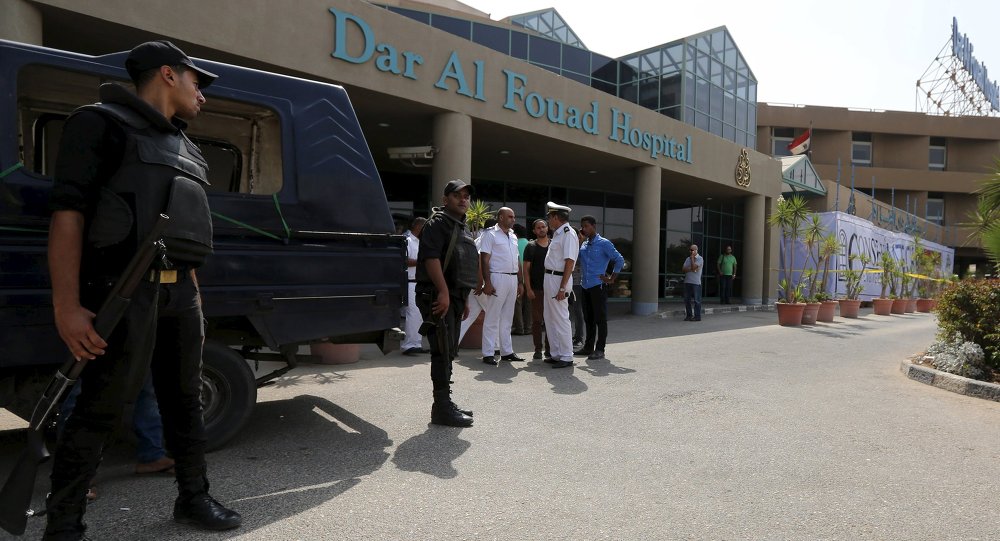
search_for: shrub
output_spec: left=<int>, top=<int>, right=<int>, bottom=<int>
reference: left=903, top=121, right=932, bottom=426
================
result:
left=925, top=334, right=986, bottom=379
left=935, top=278, right=1000, bottom=371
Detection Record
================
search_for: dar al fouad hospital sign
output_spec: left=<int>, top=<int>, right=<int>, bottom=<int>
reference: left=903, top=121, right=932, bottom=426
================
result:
left=329, top=7, right=695, bottom=165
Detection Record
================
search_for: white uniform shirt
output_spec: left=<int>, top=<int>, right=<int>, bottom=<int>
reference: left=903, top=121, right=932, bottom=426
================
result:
left=479, top=224, right=519, bottom=274
left=544, top=222, right=580, bottom=274
left=405, top=230, right=419, bottom=280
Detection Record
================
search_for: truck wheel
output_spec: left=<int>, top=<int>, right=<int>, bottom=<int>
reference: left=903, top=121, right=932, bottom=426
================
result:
left=201, top=341, right=256, bottom=451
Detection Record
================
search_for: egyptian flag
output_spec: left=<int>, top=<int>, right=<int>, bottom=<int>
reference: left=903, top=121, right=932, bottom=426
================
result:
left=787, top=129, right=811, bottom=155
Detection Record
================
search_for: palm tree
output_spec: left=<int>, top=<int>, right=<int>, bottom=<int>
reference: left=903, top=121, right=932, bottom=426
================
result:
left=768, top=195, right=810, bottom=302
left=965, top=160, right=1000, bottom=273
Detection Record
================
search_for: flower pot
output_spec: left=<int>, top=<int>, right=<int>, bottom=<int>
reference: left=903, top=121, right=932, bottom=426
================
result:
left=890, top=299, right=906, bottom=314
left=838, top=299, right=862, bottom=318
left=929, top=299, right=938, bottom=311
left=904, top=298, right=917, bottom=313
left=817, top=300, right=838, bottom=322
left=915, top=298, right=933, bottom=312
left=801, top=302, right=821, bottom=325
left=460, top=310, right=486, bottom=349
left=872, top=298, right=894, bottom=316
left=776, top=302, right=805, bottom=326
left=310, top=342, right=360, bottom=364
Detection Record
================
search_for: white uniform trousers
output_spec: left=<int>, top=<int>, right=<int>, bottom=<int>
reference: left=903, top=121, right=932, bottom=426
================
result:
left=543, top=273, right=573, bottom=362
left=458, top=290, right=487, bottom=344
left=401, top=282, right=423, bottom=350
left=481, top=273, right=518, bottom=357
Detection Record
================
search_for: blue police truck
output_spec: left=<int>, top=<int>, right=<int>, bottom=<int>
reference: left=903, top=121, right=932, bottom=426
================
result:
left=0, top=40, right=406, bottom=449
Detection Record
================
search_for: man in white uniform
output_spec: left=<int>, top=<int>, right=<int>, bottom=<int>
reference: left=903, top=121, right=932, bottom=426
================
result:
left=542, top=202, right=579, bottom=368
left=401, top=217, right=428, bottom=355
left=478, top=207, right=524, bottom=365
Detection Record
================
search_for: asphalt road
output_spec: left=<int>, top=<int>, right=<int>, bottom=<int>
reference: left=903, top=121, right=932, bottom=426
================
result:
left=2, top=309, right=998, bottom=540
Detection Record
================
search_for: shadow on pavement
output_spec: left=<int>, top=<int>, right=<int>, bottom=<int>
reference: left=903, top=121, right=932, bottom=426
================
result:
left=391, top=425, right=471, bottom=479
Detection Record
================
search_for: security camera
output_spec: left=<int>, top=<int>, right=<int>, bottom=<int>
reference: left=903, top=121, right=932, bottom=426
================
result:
left=387, top=146, right=437, bottom=160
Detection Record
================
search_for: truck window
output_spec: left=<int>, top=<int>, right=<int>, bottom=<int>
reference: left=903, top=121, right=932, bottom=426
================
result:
left=17, top=64, right=282, bottom=195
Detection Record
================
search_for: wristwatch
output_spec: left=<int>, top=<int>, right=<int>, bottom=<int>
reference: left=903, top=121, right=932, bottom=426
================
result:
left=559, top=287, right=566, bottom=292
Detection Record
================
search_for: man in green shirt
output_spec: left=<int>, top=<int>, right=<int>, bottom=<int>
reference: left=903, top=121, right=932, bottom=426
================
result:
left=717, top=245, right=738, bottom=304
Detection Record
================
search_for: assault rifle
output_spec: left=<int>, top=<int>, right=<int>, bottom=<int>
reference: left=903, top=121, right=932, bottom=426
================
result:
left=0, top=214, right=170, bottom=536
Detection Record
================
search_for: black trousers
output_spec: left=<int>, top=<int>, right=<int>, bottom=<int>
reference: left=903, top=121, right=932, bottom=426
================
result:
left=47, top=274, right=207, bottom=533
left=416, top=290, right=467, bottom=385
left=581, top=284, right=609, bottom=352
left=719, top=274, right=734, bottom=304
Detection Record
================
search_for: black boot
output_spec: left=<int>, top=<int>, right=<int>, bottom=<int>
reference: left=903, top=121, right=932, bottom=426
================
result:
left=42, top=494, right=88, bottom=541
left=173, top=467, right=242, bottom=531
left=431, top=384, right=472, bottom=427
left=448, top=382, right=473, bottom=417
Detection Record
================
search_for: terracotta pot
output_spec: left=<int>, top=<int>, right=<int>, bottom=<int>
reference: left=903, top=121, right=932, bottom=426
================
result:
left=915, top=298, right=933, bottom=312
left=310, top=342, right=360, bottom=364
left=776, top=302, right=805, bottom=326
left=801, top=302, right=821, bottom=325
left=838, top=299, right=862, bottom=318
left=904, top=298, right=917, bottom=313
left=817, top=300, right=838, bottom=322
left=929, top=299, right=938, bottom=310
left=890, top=299, right=907, bottom=314
left=459, top=311, right=486, bottom=349
left=872, top=298, right=894, bottom=316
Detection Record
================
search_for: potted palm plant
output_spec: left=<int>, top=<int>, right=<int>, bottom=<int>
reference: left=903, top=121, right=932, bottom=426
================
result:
left=814, top=233, right=841, bottom=322
left=799, top=214, right=825, bottom=325
left=873, top=251, right=896, bottom=316
left=768, top=195, right=810, bottom=326
left=839, top=253, right=870, bottom=318
left=459, top=199, right=492, bottom=349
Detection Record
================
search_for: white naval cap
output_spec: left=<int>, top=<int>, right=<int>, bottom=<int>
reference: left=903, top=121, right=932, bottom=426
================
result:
left=546, top=201, right=572, bottom=213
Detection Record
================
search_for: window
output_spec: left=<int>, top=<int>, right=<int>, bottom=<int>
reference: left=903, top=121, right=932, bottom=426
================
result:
left=772, top=127, right=794, bottom=157
left=852, top=132, right=872, bottom=166
left=929, top=137, right=946, bottom=171
left=926, top=193, right=944, bottom=225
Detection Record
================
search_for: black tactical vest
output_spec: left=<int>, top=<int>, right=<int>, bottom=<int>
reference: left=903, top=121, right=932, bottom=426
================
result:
left=77, top=86, right=214, bottom=267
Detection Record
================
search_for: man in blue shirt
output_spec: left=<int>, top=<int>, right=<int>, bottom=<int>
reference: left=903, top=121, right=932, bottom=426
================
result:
left=575, top=215, right=625, bottom=360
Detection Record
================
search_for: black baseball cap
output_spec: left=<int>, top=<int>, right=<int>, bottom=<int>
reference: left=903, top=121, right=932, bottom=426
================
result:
left=444, top=179, right=475, bottom=196
left=125, top=40, right=218, bottom=88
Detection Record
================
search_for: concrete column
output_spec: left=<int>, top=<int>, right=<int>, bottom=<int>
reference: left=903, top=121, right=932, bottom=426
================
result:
left=431, top=112, right=472, bottom=205
left=1, top=0, right=43, bottom=44
left=742, top=194, right=766, bottom=305
left=631, top=165, right=661, bottom=315
left=765, top=196, right=780, bottom=304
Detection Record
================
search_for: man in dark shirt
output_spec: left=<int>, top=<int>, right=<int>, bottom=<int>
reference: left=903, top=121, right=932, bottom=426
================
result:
left=45, top=41, right=240, bottom=540
left=522, top=218, right=550, bottom=360
left=415, top=179, right=479, bottom=427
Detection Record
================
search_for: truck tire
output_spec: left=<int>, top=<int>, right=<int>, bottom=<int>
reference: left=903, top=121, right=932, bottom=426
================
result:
left=201, top=341, right=256, bottom=452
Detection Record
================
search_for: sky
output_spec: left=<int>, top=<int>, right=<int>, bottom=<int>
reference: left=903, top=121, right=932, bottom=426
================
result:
left=462, top=0, right=1000, bottom=113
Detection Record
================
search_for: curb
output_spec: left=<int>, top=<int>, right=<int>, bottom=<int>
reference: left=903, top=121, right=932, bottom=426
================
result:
left=900, top=361, right=1000, bottom=402
left=656, top=304, right=776, bottom=319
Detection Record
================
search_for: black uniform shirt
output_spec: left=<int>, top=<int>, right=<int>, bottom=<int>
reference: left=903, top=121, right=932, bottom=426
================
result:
left=415, top=207, right=467, bottom=292
left=49, top=111, right=126, bottom=217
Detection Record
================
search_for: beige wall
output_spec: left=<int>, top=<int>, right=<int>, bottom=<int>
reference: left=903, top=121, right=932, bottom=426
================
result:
left=873, top=133, right=926, bottom=169
left=0, top=0, right=42, bottom=44
left=28, top=0, right=780, bottom=200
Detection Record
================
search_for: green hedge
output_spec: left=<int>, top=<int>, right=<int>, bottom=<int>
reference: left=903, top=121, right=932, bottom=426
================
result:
left=936, top=278, right=1000, bottom=370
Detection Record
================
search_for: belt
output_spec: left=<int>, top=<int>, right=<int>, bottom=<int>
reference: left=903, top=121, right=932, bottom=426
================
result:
left=147, top=269, right=181, bottom=284
left=491, top=271, right=518, bottom=275
left=545, top=269, right=564, bottom=276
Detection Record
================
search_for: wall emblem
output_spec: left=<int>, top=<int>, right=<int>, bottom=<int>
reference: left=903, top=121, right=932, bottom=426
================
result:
left=735, top=148, right=751, bottom=187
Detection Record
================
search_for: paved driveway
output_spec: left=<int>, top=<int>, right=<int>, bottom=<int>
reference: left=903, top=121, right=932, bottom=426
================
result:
left=2, top=310, right=998, bottom=540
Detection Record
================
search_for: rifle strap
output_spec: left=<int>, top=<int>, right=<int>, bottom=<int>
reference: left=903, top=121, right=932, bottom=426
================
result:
left=442, top=223, right=459, bottom=273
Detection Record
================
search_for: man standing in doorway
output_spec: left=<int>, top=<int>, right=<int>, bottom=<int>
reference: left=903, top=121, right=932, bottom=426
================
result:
left=542, top=202, right=579, bottom=368
left=479, top=207, right=524, bottom=365
left=575, top=215, right=624, bottom=360
left=401, top=217, right=428, bottom=355
left=683, top=244, right=704, bottom=321
left=717, top=244, right=737, bottom=305
left=416, top=179, right=479, bottom=427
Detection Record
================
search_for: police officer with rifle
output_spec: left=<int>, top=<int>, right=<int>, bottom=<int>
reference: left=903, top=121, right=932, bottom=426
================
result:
left=415, top=179, right=480, bottom=427
left=38, top=41, right=240, bottom=540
